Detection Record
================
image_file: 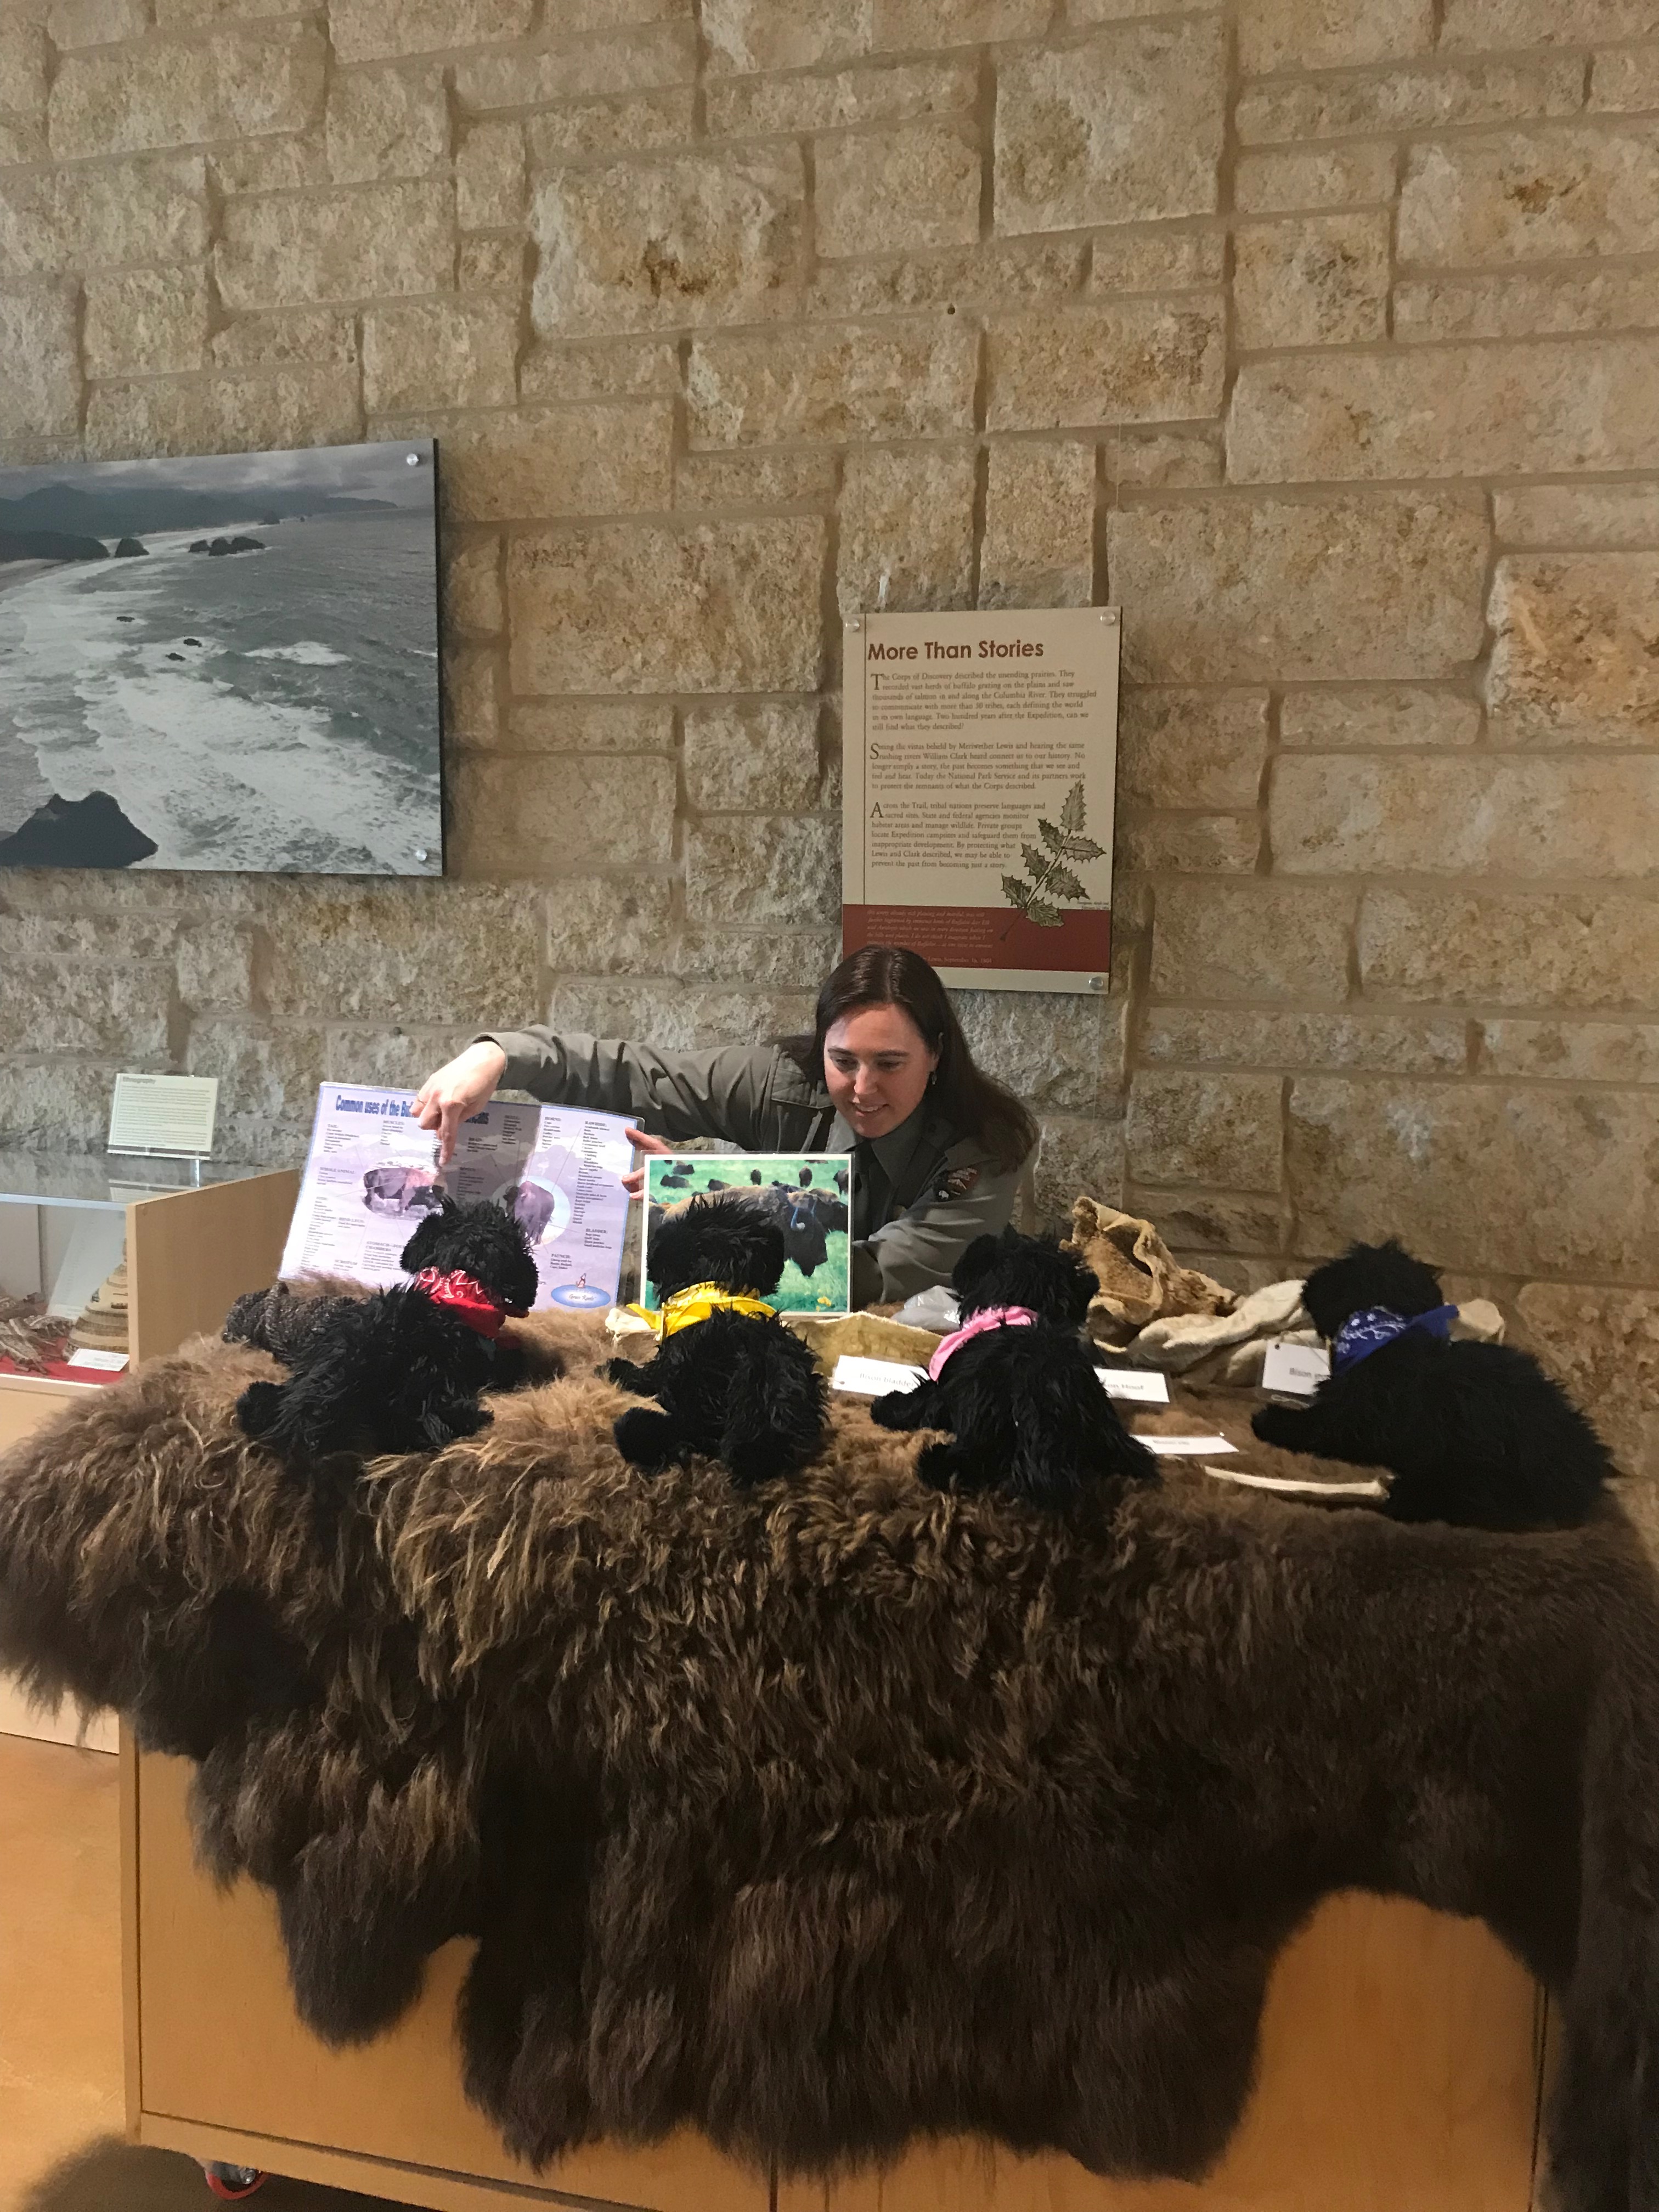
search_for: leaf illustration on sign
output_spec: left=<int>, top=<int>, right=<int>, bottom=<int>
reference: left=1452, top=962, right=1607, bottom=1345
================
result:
left=1001, top=781, right=1104, bottom=934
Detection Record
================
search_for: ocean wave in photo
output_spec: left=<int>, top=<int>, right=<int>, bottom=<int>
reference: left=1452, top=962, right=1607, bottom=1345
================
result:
left=0, top=510, right=442, bottom=874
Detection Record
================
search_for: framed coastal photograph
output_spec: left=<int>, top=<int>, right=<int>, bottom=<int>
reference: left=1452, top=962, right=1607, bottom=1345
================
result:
left=0, top=438, right=443, bottom=875
left=641, top=1155, right=851, bottom=1317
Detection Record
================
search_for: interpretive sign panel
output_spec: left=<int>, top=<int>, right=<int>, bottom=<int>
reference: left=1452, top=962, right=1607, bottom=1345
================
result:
left=842, top=606, right=1120, bottom=994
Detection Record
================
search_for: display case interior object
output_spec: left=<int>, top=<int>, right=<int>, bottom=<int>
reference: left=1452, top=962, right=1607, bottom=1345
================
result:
left=0, top=1154, right=300, bottom=1750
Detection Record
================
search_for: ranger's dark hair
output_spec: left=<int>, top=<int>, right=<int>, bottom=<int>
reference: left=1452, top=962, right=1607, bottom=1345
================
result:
left=783, top=945, right=1038, bottom=1173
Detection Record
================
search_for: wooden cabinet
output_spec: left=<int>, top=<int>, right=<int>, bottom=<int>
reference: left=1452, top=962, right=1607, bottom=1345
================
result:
left=0, top=1161, right=299, bottom=1752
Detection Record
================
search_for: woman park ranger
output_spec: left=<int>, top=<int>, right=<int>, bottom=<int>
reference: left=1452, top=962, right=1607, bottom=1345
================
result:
left=414, top=945, right=1038, bottom=1309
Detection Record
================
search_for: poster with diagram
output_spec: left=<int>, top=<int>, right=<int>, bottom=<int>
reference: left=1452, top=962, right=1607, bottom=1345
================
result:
left=841, top=606, right=1120, bottom=994
left=279, top=1084, right=633, bottom=1311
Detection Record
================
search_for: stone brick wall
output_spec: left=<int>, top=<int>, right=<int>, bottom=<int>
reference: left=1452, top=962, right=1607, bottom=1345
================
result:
left=4, top=0, right=1659, bottom=1465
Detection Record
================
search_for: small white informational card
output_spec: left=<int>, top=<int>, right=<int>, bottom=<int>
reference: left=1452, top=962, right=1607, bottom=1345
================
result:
left=1141, top=1434, right=1239, bottom=1457
left=832, top=1355, right=927, bottom=1396
left=108, top=1071, right=218, bottom=1157
left=1096, top=1367, right=1171, bottom=1403
left=1260, top=1339, right=1332, bottom=1397
left=279, top=1085, right=635, bottom=1312
left=65, top=1348, right=129, bottom=1373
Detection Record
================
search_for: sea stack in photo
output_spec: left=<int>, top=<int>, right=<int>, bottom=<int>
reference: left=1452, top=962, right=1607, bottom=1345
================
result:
left=113, top=536, right=149, bottom=557
left=0, top=791, right=159, bottom=868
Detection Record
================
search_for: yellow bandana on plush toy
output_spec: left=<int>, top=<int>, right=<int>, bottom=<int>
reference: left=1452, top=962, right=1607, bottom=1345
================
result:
left=625, top=1281, right=777, bottom=1341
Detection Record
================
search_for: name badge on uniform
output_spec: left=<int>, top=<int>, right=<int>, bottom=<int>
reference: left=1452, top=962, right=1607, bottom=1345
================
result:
left=934, top=1166, right=979, bottom=1201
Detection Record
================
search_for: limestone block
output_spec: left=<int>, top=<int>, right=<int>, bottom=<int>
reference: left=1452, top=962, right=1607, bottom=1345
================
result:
left=84, top=365, right=361, bottom=456
left=1233, top=144, right=1396, bottom=214
left=217, top=179, right=453, bottom=309
left=1127, top=1192, right=1284, bottom=1261
left=1496, top=485, right=1659, bottom=546
left=816, top=120, right=980, bottom=257
left=1442, top=0, right=1659, bottom=47
left=527, top=0, right=691, bottom=27
left=687, top=319, right=976, bottom=445
left=1032, top=1113, right=1126, bottom=1228
left=452, top=119, right=524, bottom=230
left=702, top=0, right=870, bottom=72
left=156, top=0, right=324, bottom=20
left=1486, top=554, right=1659, bottom=743
left=440, top=403, right=673, bottom=522
left=1237, top=53, right=1583, bottom=142
left=685, top=702, right=821, bottom=812
left=441, top=642, right=496, bottom=747
left=521, top=338, right=681, bottom=400
left=1592, top=48, right=1659, bottom=111
left=1150, top=881, right=1353, bottom=1003
left=326, top=63, right=448, bottom=184
left=1229, top=340, right=1659, bottom=483
left=331, top=0, right=534, bottom=64
left=532, top=147, right=805, bottom=336
left=1109, top=493, right=1488, bottom=682
left=176, top=925, right=256, bottom=1010
left=1357, top=887, right=1659, bottom=1007
left=0, top=18, right=46, bottom=121
left=184, top=1022, right=325, bottom=1147
left=506, top=702, right=675, bottom=752
left=211, top=308, right=359, bottom=369
left=873, top=0, right=1049, bottom=43
left=544, top=877, right=674, bottom=976
left=0, top=961, right=170, bottom=1057
left=84, top=267, right=208, bottom=377
left=0, top=911, right=183, bottom=965
left=545, top=980, right=817, bottom=1060
left=978, top=441, right=1096, bottom=610
left=1118, top=813, right=1261, bottom=874
left=685, top=814, right=841, bottom=925
left=706, top=55, right=974, bottom=136
left=996, top=21, right=1224, bottom=234
left=1117, top=690, right=1268, bottom=810
left=1515, top=1283, right=1659, bottom=1480
left=47, top=1, right=144, bottom=47
left=508, top=518, right=826, bottom=693
left=1238, top=0, right=1433, bottom=71
left=363, top=299, right=519, bottom=412
left=1401, top=127, right=1659, bottom=267
left=263, top=883, right=541, bottom=1024
left=0, top=287, right=78, bottom=436
left=1090, top=229, right=1224, bottom=294
left=448, top=754, right=676, bottom=874
left=1143, top=1008, right=1467, bottom=1075
left=210, top=135, right=330, bottom=195
left=1279, top=689, right=1480, bottom=748
left=456, top=25, right=696, bottom=106
left=808, top=238, right=1084, bottom=319
left=675, top=448, right=839, bottom=509
left=955, top=989, right=1107, bottom=1114
left=458, top=238, right=525, bottom=291
left=444, top=538, right=503, bottom=639
left=0, top=1063, right=119, bottom=1149
left=1104, top=430, right=1222, bottom=489
left=987, top=298, right=1224, bottom=432
left=524, top=89, right=695, bottom=162
left=1127, top=1071, right=1283, bottom=1193
left=0, top=116, right=46, bottom=165
left=1479, top=1020, right=1659, bottom=1084
left=1288, top=1077, right=1659, bottom=1279
left=1272, top=755, right=1659, bottom=877
left=48, top=22, right=326, bottom=158
left=0, top=155, right=207, bottom=274
left=1394, top=266, right=1659, bottom=341
left=1233, top=213, right=1389, bottom=349
left=836, top=443, right=975, bottom=618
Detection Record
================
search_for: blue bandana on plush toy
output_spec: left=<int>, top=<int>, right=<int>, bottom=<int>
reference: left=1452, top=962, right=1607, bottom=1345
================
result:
left=1332, top=1303, right=1460, bottom=1373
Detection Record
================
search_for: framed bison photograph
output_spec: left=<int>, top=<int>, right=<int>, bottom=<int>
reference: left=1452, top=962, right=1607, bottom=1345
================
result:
left=641, top=1154, right=851, bottom=1317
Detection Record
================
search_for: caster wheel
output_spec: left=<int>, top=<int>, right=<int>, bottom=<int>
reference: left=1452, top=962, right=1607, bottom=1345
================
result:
left=204, top=2165, right=267, bottom=2200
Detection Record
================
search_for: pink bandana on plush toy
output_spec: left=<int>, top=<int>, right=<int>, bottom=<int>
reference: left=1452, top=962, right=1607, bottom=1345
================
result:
left=927, top=1304, right=1037, bottom=1380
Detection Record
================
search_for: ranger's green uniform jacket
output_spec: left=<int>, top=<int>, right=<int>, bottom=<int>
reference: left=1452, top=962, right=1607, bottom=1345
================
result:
left=482, top=1028, right=1031, bottom=1308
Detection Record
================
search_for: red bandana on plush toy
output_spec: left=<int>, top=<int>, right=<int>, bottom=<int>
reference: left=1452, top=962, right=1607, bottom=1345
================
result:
left=410, top=1267, right=528, bottom=1339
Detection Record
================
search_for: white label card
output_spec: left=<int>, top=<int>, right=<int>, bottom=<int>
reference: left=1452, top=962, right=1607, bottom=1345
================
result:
left=1096, top=1367, right=1170, bottom=1403
left=66, top=1348, right=129, bottom=1372
left=108, top=1071, right=218, bottom=1158
left=1140, top=1434, right=1239, bottom=1457
left=832, top=1355, right=928, bottom=1396
left=1260, top=1340, right=1331, bottom=1396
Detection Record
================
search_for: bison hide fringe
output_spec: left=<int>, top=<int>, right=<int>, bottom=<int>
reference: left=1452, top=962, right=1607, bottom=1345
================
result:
left=3, top=1314, right=1659, bottom=2207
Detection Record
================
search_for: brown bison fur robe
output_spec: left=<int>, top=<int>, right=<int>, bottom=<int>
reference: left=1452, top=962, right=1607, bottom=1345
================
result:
left=2, top=1308, right=1659, bottom=2210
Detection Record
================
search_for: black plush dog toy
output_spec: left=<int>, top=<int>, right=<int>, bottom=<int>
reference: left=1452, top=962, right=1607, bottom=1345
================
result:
left=870, top=1227, right=1155, bottom=1509
left=1251, top=1238, right=1611, bottom=1530
left=606, top=1193, right=827, bottom=1486
left=234, top=1194, right=538, bottom=1470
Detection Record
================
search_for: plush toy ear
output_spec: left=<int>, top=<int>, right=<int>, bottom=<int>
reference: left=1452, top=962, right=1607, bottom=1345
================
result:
left=951, top=1233, right=1003, bottom=1297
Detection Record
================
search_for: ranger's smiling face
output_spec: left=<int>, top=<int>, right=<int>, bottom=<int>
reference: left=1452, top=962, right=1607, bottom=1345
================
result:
left=823, top=1002, right=938, bottom=1138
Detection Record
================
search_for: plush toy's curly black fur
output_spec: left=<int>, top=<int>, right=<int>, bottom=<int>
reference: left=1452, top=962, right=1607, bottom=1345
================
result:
left=870, top=1227, right=1156, bottom=1509
left=1252, top=1239, right=1612, bottom=1530
left=235, top=1196, right=538, bottom=1471
left=605, top=1193, right=827, bottom=1487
